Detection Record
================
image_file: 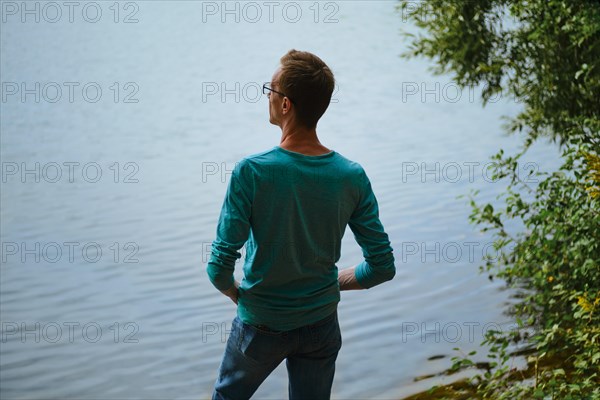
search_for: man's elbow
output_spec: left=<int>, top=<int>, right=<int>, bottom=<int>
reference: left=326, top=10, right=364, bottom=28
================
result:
left=372, top=252, right=396, bottom=283
left=375, top=263, right=395, bottom=284
left=381, top=265, right=396, bottom=282
left=206, top=261, right=234, bottom=292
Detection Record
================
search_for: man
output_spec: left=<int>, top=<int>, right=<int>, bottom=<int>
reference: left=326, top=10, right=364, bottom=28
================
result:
left=207, top=49, right=395, bottom=400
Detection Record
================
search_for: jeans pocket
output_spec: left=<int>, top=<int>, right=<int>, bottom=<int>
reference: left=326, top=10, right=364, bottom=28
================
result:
left=310, top=313, right=342, bottom=352
left=237, top=321, right=284, bottom=365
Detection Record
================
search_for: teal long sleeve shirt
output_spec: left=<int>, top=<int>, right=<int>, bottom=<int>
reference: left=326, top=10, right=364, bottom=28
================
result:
left=207, top=146, right=395, bottom=331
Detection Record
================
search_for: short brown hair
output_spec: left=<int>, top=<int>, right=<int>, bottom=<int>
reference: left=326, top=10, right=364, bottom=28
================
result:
left=278, top=50, right=335, bottom=129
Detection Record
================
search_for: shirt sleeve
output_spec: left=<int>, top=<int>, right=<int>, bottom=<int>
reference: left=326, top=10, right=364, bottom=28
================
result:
left=206, top=162, right=252, bottom=291
left=348, top=168, right=395, bottom=289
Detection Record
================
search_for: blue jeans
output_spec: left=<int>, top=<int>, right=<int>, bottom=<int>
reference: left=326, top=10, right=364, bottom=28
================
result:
left=212, top=310, right=342, bottom=400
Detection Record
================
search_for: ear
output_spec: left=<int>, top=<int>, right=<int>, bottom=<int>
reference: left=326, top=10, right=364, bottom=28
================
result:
left=282, top=98, right=292, bottom=114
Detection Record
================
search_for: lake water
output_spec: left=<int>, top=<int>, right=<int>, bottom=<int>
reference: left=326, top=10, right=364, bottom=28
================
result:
left=1, top=1, right=560, bottom=399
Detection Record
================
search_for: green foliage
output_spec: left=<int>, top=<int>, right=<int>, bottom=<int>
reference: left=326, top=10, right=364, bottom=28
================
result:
left=400, top=0, right=600, bottom=146
left=400, top=0, right=600, bottom=398
left=461, top=145, right=600, bottom=398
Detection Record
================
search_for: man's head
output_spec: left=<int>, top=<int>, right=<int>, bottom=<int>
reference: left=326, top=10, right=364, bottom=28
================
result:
left=267, top=50, right=335, bottom=130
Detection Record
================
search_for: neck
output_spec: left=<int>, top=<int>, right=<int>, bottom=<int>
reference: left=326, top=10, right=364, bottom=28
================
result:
left=280, top=119, right=320, bottom=145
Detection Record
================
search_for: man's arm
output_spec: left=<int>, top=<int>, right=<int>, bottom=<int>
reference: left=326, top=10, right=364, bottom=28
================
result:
left=206, top=163, right=252, bottom=303
left=345, top=169, right=396, bottom=289
left=220, top=279, right=240, bottom=304
left=338, top=265, right=364, bottom=291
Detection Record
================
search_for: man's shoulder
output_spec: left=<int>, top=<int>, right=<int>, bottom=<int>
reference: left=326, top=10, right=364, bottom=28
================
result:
left=332, top=151, right=365, bottom=172
left=235, top=146, right=367, bottom=180
left=241, top=147, right=279, bottom=162
left=248, top=146, right=363, bottom=166
left=231, top=147, right=278, bottom=173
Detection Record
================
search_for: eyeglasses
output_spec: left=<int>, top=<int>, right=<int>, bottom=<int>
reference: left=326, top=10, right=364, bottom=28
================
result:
left=262, top=82, right=294, bottom=104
